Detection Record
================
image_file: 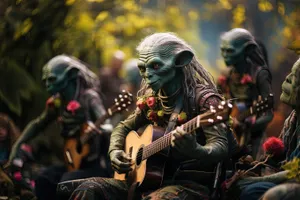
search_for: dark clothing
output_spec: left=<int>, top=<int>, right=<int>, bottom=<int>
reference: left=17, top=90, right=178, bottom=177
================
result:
left=57, top=84, right=230, bottom=199
left=218, top=66, right=273, bottom=158
left=240, top=182, right=276, bottom=200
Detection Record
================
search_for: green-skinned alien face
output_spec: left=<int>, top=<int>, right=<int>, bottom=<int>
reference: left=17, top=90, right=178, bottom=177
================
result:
left=42, top=55, right=75, bottom=95
left=220, top=28, right=255, bottom=67
left=137, top=33, right=194, bottom=92
left=280, top=58, right=300, bottom=107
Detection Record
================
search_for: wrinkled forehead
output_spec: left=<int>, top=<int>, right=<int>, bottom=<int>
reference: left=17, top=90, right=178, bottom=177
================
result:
left=221, top=32, right=253, bottom=49
left=138, top=44, right=174, bottom=63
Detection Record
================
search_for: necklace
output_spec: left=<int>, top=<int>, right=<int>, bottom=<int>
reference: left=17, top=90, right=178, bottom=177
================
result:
left=157, top=87, right=182, bottom=114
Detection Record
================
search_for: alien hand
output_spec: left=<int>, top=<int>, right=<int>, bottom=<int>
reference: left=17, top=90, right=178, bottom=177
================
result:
left=110, top=150, right=133, bottom=174
left=171, top=126, right=198, bottom=155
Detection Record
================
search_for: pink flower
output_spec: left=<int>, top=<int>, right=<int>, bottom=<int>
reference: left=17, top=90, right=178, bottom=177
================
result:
left=218, top=75, right=227, bottom=86
left=30, top=180, right=35, bottom=188
left=146, top=97, right=156, bottom=109
left=263, top=137, right=284, bottom=157
left=240, top=74, right=253, bottom=84
left=21, top=144, right=32, bottom=153
left=67, top=100, right=81, bottom=115
left=13, top=171, right=22, bottom=181
left=177, top=112, right=187, bottom=124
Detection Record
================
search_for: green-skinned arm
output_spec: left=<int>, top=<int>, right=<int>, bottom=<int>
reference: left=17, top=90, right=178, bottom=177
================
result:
left=251, top=70, right=274, bottom=132
left=108, top=108, right=149, bottom=155
left=9, top=108, right=58, bottom=162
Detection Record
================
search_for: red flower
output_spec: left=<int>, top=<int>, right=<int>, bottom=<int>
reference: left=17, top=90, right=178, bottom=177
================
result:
left=263, top=137, right=284, bottom=157
left=147, top=110, right=158, bottom=121
left=136, top=98, right=147, bottom=110
left=240, top=74, right=253, bottom=84
left=218, top=75, right=227, bottom=86
left=67, top=100, right=81, bottom=115
left=46, top=96, right=55, bottom=107
left=146, top=97, right=156, bottom=109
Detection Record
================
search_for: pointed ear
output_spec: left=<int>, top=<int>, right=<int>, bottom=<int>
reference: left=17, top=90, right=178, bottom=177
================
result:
left=174, top=50, right=194, bottom=68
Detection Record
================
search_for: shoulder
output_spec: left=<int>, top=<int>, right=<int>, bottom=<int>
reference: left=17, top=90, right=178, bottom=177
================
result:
left=195, top=85, right=223, bottom=111
left=82, top=89, right=102, bottom=102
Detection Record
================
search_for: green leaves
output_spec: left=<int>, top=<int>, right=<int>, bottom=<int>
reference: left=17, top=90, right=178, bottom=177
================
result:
left=0, top=59, right=37, bottom=116
left=282, top=158, right=300, bottom=182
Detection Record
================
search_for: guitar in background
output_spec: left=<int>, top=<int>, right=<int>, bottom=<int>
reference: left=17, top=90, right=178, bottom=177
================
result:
left=64, top=90, right=133, bottom=172
left=230, top=93, right=274, bottom=147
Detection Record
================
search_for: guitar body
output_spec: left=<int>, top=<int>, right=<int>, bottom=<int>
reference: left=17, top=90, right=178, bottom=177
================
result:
left=114, top=125, right=168, bottom=191
left=64, top=123, right=90, bottom=172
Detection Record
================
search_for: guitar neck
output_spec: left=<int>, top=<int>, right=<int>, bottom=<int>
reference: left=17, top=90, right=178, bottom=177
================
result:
left=142, top=114, right=210, bottom=161
left=80, top=108, right=113, bottom=144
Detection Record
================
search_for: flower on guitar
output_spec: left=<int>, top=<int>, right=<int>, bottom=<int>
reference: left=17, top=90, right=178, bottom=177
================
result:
left=240, top=74, right=253, bottom=85
left=67, top=100, right=81, bottom=115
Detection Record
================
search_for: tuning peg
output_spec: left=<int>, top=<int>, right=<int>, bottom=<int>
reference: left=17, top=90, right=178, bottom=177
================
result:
left=122, top=104, right=126, bottom=107
left=119, top=95, right=123, bottom=98
left=115, top=98, right=118, bottom=102
left=208, top=119, right=214, bottom=123
left=217, top=116, right=223, bottom=120
left=128, top=101, right=132, bottom=104
left=124, top=95, right=128, bottom=98
left=121, top=98, right=124, bottom=102
left=228, top=103, right=233, bottom=108
left=116, top=102, right=119, bottom=105
left=122, top=89, right=126, bottom=93
left=126, top=109, right=129, bottom=112
left=221, top=101, right=226, bottom=105
left=218, top=105, right=224, bottom=109
left=118, top=107, right=121, bottom=111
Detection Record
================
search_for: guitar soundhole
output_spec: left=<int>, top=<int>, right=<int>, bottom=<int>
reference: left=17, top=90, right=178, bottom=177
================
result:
left=136, top=147, right=143, bottom=166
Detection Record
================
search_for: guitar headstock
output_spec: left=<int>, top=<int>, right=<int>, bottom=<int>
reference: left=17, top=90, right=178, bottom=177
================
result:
left=200, top=101, right=233, bottom=126
left=252, top=93, right=274, bottom=115
left=108, top=90, right=133, bottom=115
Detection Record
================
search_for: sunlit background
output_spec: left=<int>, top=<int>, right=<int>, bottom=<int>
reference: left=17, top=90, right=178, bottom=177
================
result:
left=0, top=0, right=299, bottom=158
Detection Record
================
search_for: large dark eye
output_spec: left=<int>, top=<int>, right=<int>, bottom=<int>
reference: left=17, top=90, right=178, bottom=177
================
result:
left=153, top=63, right=160, bottom=70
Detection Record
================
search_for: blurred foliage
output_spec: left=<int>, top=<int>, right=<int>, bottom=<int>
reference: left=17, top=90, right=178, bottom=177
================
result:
left=282, top=158, right=300, bottom=182
left=0, top=0, right=299, bottom=124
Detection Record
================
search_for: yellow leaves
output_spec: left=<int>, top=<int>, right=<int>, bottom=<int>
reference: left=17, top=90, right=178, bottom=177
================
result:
left=278, top=2, right=285, bottom=16
left=258, top=0, right=273, bottom=12
left=232, top=4, right=245, bottom=28
left=282, top=158, right=300, bottom=182
left=123, top=0, right=140, bottom=12
left=102, top=21, right=117, bottom=33
left=86, top=0, right=105, bottom=2
left=116, top=15, right=126, bottom=24
left=65, top=0, right=76, bottom=6
left=188, top=11, right=199, bottom=21
left=167, top=6, right=180, bottom=16
left=96, top=11, right=109, bottom=22
left=219, top=0, right=232, bottom=10
left=76, top=13, right=94, bottom=32
left=13, top=18, right=33, bottom=40
left=283, top=27, right=292, bottom=39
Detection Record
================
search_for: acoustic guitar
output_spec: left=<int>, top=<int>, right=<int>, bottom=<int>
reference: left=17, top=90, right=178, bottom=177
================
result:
left=64, top=90, right=133, bottom=172
left=114, top=101, right=232, bottom=191
left=230, top=93, right=274, bottom=147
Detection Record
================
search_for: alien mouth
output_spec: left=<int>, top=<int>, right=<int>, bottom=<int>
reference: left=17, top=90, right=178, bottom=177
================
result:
left=148, top=81, right=158, bottom=86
